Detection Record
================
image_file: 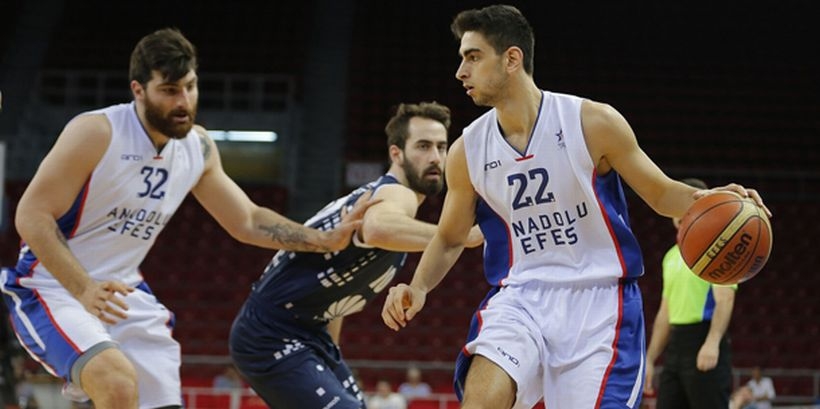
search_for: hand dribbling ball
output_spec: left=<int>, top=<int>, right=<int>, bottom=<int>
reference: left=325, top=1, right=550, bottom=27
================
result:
left=677, top=191, right=772, bottom=284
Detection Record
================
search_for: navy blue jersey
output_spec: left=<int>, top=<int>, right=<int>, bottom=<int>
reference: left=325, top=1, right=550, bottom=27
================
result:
left=231, top=174, right=411, bottom=405
left=245, top=174, right=407, bottom=330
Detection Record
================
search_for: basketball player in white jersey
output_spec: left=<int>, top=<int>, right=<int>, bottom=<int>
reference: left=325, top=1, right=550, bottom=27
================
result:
left=2, top=28, right=372, bottom=409
left=382, top=5, right=770, bottom=409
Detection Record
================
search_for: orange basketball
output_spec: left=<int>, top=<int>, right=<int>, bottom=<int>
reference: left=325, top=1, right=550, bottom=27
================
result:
left=676, top=191, right=772, bottom=284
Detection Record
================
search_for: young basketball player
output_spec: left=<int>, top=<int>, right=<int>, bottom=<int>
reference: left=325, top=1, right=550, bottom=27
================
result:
left=229, top=102, right=482, bottom=409
left=381, top=5, right=769, bottom=409
left=2, top=28, right=371, bottom=409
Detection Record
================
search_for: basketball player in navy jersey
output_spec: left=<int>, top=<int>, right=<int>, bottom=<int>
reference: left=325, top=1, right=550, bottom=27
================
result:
left=229, top=102, right=483, bottom=409
left=382, top=5, right=770, bottom=409
left=2, top=28, right=372, bottom=409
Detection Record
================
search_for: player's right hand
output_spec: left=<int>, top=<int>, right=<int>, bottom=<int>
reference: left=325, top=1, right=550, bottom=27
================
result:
left=381, top=283, right=426, bottom=331
left=78, top=281, right=135, bottom=324
left=694, top=183, right=772, bottom=217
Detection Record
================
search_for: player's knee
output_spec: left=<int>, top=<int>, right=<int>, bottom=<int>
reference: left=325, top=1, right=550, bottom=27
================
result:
left=78, top=346, right=139, bottom=404
left=86, top=370, right=139, bottom=403
left=103, top=378, right=139, bottom=401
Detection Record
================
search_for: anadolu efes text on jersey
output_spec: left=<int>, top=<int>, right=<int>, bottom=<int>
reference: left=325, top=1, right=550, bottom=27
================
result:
left=462, top=92, right=643, bottom=286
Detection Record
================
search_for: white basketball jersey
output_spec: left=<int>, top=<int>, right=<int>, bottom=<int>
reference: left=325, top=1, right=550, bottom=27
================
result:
left=463, top=91, right=643, bottom=286
left=16, top=102, right=205, bottom=287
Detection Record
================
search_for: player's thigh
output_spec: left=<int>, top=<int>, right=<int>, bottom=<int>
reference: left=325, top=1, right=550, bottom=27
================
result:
left=461, top=355, right=517, bottom=409
left=462, top=298, right=543, bottom=409
left=541, top=279, right=645, bottom=409
left=4, top=284, right=111, bottom=379
left=241, top=352, right=364, bottom=409
left=110, top=288, right=182, bottom=408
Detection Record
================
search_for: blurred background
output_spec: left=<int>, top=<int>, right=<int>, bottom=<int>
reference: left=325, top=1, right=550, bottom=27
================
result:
left=1, top=0, right=818, bottom=408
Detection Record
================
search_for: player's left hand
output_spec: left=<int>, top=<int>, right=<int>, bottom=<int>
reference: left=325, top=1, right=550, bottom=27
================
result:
left=693, top=183, right=771, bottom=217
left=321, top=191, right=382, bottom=252
left=696, top=343, right=719, bottom=371
left=78, top=280, right=135, bottom=324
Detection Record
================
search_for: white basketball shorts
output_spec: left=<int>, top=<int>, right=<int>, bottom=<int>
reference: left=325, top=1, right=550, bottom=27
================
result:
left=2, top=274, right=181, bottom=409
left=460, top=277, right=645, bottom=409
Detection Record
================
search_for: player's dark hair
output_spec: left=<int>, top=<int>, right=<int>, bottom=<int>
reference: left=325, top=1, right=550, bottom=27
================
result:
left=129, top=28, right=198, bottom=85
left=680, top=178, right=708, bottom=189
left=451, top=4, right=535, bottom=75
left=385, top=102, right=451, bottom=150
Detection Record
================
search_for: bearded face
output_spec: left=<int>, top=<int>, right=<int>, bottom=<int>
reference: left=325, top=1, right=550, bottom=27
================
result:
left=401, top=156, right=444, bottom=196
left=143, top=89, right=197, bottom=139
left=393, top=116, right=448, bottom=196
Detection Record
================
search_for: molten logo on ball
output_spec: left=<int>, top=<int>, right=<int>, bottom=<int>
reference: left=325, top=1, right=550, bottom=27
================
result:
left=677, top=192, right=772, bottom=285
left=703, top=231, right=751, bottom=281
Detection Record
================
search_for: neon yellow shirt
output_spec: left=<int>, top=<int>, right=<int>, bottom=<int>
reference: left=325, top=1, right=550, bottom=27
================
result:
left=662, top=245, right=737, bottom=324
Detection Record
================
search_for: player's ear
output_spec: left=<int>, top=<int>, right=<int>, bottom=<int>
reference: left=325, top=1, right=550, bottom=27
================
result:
left=130, top=80, right=145, bottom=100
left=505, top=46, right=524, bottom=73
left=388, top=144, right=403, bottom=164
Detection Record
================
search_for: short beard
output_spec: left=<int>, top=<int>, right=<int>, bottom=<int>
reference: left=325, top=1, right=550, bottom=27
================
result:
left=402, top=160, right=443, bottom=196
left=144, top=96, right=195, bottom=139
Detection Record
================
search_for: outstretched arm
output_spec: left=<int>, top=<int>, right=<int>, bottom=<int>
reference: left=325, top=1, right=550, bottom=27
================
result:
left=382, top=138, right=477, bottom=330
left=360, top=183, right=483, bottom=252
left=190, top=126, right=373, bottom=253
left=581, top=100, right=770, bottom=217
left=15, top=114, right=133, bottom=323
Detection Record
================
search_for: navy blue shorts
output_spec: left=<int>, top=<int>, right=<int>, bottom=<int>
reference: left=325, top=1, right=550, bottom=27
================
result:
left=229, top=303, right=365, bottom=409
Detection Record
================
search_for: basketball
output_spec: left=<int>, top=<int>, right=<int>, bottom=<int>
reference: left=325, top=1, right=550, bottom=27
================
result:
left=676, top=191, right=772, bottom=284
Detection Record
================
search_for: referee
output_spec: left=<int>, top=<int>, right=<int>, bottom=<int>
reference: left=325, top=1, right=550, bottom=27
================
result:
left=644, top=178, right=737, bottom=409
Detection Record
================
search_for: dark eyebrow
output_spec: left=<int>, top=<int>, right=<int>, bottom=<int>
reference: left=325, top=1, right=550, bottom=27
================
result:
left=157, top=79, right=183, bottom=87
left=159, top=74, right=198, bottom=87
left=460, top=48, right=481, bottom=57
left=417, top=138, right=444, bottom=145
left=415, top=139, right=449, bottom=147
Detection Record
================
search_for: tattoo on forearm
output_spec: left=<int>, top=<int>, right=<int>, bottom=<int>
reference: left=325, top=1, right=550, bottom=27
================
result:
left=258, top=224, right=328, bottom=252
